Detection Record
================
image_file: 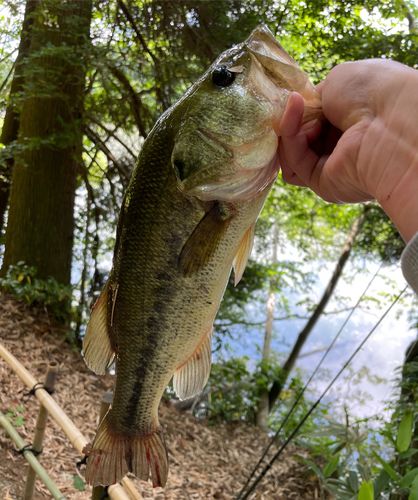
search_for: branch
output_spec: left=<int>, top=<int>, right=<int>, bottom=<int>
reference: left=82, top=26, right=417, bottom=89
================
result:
left=402, top=1, right=417, bottom=33
left=0, top=47, right=18, bottom=65
left=168, top=1, right=216, bottom=61
left=268, top=207, right=369, bottom=410
left=116, top=0, right=170, bottom=109
left=0, top=63, right=15, bottom=94
left=83, top=148, right=119, bottom=209
left=87, top=115, right=137, bottom=160
left=80, top=154, right=98, bottom=207
left=108, top=65, right=148, bottom=138
left=215, top=314, right=311, bottom=328
left=117, top=0, right=159, bottom=66
left=84, top=125, right=131, bottom=181
left=214, top=307, right=359, bottom=329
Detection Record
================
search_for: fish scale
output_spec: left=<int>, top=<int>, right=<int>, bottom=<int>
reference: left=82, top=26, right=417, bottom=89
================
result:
left=82, top=24, right=323, bottom=488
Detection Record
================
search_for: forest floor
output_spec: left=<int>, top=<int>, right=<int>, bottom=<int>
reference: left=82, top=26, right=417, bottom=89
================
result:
left=0, top=293, right=327, bottom=500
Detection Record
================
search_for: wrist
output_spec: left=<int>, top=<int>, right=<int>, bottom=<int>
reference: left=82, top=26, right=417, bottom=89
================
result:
left=369, top=65, right=418, bottom=243
left=378, top=159, right=418, bottom=243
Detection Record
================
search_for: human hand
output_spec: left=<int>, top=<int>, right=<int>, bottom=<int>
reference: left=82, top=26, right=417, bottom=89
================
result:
left=277, top=59, right=418, bottom=242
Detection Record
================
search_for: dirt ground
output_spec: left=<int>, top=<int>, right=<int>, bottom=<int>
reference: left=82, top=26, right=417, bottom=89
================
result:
left=0, top=294, right=325, bottom=500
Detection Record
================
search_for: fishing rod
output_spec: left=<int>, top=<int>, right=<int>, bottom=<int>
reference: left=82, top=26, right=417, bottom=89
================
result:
left=237, top=285, right=407, bottom=500
left=235, top=260, right=386, bottom=500
left=236, top=261, right=388, bottom=499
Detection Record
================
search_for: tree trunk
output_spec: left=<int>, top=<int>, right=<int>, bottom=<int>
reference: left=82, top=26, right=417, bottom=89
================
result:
left=256, top=223, right=278, bottom=431
left=0, top=0, right=36, bottom=237
left=1, top=0, right=93, bottom=285
left=268, top=207, right=368, bottom=411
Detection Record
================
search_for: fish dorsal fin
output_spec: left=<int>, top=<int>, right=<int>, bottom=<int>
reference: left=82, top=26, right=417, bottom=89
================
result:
left=178, top=203, right=231, bottom=276
left=233, top=222, right=255, bottom=286
left=83, top=281, right=115, bottom=375
left=173, top=329, right=212, bottom=400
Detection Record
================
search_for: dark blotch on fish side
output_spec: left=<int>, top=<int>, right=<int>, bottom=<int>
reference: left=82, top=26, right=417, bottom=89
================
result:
left=123, top=348, right=156, bottom=431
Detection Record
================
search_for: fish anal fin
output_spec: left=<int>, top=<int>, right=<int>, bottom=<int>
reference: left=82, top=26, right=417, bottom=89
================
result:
left=84, top=412, right=168, bottom=487
left=178, top=203, right=231, bottom=276
left=173, top=329, right=212, bottom=400
left=83, top=281, right=115, bottom=375
left=233, top=222, right=255, bottom=286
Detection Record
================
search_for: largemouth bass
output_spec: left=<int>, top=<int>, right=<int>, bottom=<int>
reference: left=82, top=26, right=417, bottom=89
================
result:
left=82, top=25, right=322, bottom=487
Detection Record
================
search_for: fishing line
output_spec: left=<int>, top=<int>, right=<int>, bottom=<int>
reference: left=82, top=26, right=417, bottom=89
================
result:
left=237, top=285, right=407, bottom=500
left=236, top=231, right=405, bottom=499
left=235, top=260, right=386, bottom=500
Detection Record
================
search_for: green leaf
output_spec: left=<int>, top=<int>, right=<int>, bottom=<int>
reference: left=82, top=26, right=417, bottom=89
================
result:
left=397, top=412, right=414, bottom=453
left=356, top=462, right=369, bottom=483
left=348, top=470, right=359, bottom=493
left=73, top=475, right=85, bottom=492
left=373, top=469, right=390, bottom=497
left=372, top=451, right=399, bottom=481
left=358, top=480, right=373, bottom=500
left=323, top=455, right=339, bottom=477
left=400, top=449, right=418, bottom=460
left=16, top=406, right=25, bottom=412
left=400, top=468, right=418, bottom=489
left=409, top=474, right=418, bottom=500
left=297, top=457, right=325, bottom=481
left=13, top=417, right=24, bottom=426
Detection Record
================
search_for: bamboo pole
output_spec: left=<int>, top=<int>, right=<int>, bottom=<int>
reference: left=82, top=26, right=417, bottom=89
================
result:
left=0, top=411, right=66, bottom=500
left=0, top=343, right=140, bottom=500
left=25, top=361, right=59, bottom=500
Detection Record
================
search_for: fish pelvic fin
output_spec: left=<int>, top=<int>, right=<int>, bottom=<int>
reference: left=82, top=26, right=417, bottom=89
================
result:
left=233, top=222, right=255, bottom=286
left=173, top=328, right=212, bottom=400
left=83, top=281, right=115, bottom=375
left=84, top=413, right=168, bottom=487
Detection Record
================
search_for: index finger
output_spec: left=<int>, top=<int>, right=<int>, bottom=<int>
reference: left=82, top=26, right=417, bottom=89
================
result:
left=279, top=92, right=321, bottom=187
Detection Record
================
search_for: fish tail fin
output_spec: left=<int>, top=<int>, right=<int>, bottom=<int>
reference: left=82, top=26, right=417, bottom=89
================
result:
left=84, top=412, right=168, bottom=487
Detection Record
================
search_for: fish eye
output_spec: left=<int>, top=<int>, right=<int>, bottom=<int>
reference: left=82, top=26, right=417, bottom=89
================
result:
left=212, top=67, right=235, bottom=88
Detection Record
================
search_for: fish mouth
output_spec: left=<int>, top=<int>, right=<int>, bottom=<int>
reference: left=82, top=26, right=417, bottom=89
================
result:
left=183, top=148, right=280, bottom=203
left=245, top=25, right=323, bottom=122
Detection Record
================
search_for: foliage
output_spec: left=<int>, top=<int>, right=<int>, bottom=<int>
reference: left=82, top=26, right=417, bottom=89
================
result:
left=0, top=261, right=72, bottom=323
left=297, top=358, right=418, bottom=500
left=1, top=0, right=414, bottom=338
left=189, top=355, right=331, bottom=437
left=73, top=475, right=85, bottom=492
left=5, top=405, right=26, bottom=427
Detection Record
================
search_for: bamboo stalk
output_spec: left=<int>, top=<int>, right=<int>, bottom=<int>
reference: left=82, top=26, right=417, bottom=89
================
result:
left=0, top=411, right=66, bottom=500
left=25, top=361, right=59, bottom=500
left=0, top=343, right=140, bottom=500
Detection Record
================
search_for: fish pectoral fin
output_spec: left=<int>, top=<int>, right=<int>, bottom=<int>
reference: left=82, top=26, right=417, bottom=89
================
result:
left=233, top=222, right=255, bottom=286
left=178, top=203, right=231, bottom=276
left=85, top=411, right=168, bottom=487
left=83, top=281, right=115, bottom=375
left=173, top=329, right=212, bottom=400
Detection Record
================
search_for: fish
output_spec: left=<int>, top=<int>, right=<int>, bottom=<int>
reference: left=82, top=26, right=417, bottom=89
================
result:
left=82, top=25, right=322, bottom=488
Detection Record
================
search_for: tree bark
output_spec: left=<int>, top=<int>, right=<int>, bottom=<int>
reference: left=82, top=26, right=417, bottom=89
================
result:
left=256, top=223, right=278, bottom=431
left=268, top=207, right=368, bottom=411
left=0, top=0, right=36, bottom=237
left=1, top=0, right=93, bottom=285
